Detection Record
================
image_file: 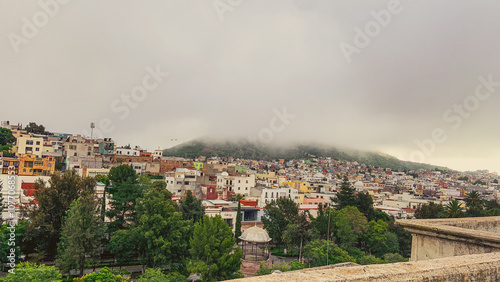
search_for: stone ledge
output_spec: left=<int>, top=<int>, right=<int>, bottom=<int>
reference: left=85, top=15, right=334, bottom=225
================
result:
left=398, top=217, right=500, bottom=249
left=232, top=252, right=500, bottom=281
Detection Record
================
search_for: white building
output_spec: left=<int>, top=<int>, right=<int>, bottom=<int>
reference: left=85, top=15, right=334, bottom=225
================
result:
left=259, top=187, right=299, bottom=207
left=115, top=148, right=141, bottom=156
left=15, top=136, right=44, bottom=158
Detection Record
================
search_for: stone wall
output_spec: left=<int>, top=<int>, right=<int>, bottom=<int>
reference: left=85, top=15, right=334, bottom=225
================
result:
left=232, top=252, right=500, bottom=281
left=398, top=217, right=500, bottom=261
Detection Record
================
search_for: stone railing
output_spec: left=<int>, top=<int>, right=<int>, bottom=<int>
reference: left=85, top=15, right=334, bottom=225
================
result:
left=232, top=252, right=500, bottom=281
left=398, top=216, right=500, bottom=261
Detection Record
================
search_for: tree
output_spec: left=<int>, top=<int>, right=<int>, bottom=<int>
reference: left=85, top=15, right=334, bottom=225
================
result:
left=27, top=170, right=92, bottom=256
left=179, top=190, right=204, bottom=223
left=302, top=239, right=355, bottom=267
left=261, top=197, right=299, bottom=245
left=0, top=127, right=16, bottom=145
left=188, top=215, right=242, bottom=282
left=310, top=204, right=335, bottom=240
left=73, top=267, right=130, bottom=281
left=282, top=212, right=311, bottom=261
left=465, top=190, right=484, bottom=217
left=445, top=200, right=464, bottom=218
left=332, top=176, right=358, bottom=210
left=356, top=192, right=375, bottom=221
left=107, top=177, right=146, bottom=232
left=388, top=222, right=412, bottom=258
left=109, top=228, right=139, bottom=264
left=24, top=122, right=48, bottom=135
left=363, top=220, right=399, bottom=257
left=0, top=128, right=16, bottom=157
left=2, top=262, right=62, bottom=282
left=56, top=194, right=106, bottom=277
left=108, top=164, right=138, bottom=186
left=235, top=201, right=242, bottom=240
left=135, top=188, right=191, bottom=272
left=333, top=206, right=368, bottom=251
left=414, top=202, right=444, bottom=219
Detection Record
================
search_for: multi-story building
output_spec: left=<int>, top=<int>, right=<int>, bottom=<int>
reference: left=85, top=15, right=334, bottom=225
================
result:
left=18, top=154, right=55, bottom=176
left=15, top=136, right=44, bottom=158
left=98, top=138, right=116, bottom=155
left=259, top=187, right=299, bottom=207
left=216, top=172, right=255, bottom=196
left=63, top=135, right=96, bottom=157
left=116, top=147, right=141, bottom=156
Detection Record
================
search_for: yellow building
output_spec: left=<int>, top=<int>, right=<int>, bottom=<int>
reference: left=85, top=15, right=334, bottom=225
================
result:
left=18, top=154, right=55, bottom=176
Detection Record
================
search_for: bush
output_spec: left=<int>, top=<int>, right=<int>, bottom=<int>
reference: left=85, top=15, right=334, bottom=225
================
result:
left=357, top=255, right=386, bottom=265
left=2, top=262, right=62, bottom=282
left=383, top=253, right=407, bottom=263
left=73, top=267, right=130, bottom=281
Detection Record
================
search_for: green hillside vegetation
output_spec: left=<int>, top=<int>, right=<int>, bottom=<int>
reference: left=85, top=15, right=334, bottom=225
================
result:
left=163, top=139, right=449, bottom=171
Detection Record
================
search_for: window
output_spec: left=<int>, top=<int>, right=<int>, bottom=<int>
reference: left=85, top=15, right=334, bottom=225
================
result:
left=47, top=163, right=51, bottom=167
left=26, top=140, right=33, bottom=145
left=69, top=145, right=77, bottom=150
left=36, top=141, right=40, bottom=145
left=26, top=147, right=32, bottom=151
left=238, top=180, right=241, bottom=183
left=74, top=153, right=77, bottom=156
left=35, top=148, right=40, bottom=151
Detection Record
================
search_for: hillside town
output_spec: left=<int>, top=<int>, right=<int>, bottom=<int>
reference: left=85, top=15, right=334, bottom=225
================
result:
left=1, top=120, right=498, bottom=229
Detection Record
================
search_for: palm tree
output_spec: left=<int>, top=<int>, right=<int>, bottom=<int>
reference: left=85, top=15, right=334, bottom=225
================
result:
left=465, top=191, right=484, bottom=217
left=445, top=200, right=463, bottom=218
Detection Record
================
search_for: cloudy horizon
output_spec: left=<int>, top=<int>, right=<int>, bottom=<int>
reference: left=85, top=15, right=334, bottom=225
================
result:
left=2, top=0, right=500, bottom=174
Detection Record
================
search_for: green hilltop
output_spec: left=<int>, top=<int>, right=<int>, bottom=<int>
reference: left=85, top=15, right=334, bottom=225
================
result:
left=163, top=139, right=450, bottom=172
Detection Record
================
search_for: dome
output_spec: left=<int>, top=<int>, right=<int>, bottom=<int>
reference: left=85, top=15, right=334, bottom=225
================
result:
left=238, top=226, right=271, bottom=243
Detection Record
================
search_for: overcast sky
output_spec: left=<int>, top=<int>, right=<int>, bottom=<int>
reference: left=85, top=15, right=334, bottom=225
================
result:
left=1, top=0, right=500, bottom=174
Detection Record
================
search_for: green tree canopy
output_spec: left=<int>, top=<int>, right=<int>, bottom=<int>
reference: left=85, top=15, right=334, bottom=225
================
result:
left=179, top=190, right=204, bottom=223
left=24, top=122, right=47, bottom=135
left=333, top=206, right=368, bottom=251
left=138, top=269, right=187, bottom=282
left=332, top=176, right=358, bottom=210
left=261, top=197, right=299, bottom=245
left=235, top=201, right=242, bottom=240
left=27, top=170, right=94, bottom=256
left=356, top=192, right=375, bottom=221
left=414, top=202, right=444, bottom=219
left=445, top=200, right=464, bottom=218
left=465, top=190, right=483, bottom=217
left=2, top=262, right=62, bottom=282
left=302, top=239, right=355, bottom=267
left=56, top=194, right=106, bottom=277
left=188, top=215, right=242, bottom=282
left=364, top=220, right=399, bottom=258
left=109, top=165, right=138, bottom=186
left=135, top=188, right=191, bottom=272
left=73, top=267, right=130, bottom=281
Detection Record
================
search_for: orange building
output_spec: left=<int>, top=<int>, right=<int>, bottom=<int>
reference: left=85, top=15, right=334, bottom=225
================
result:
left=18, top=154, right=55, bottom=176
left=1, top=157, right=20, bottom=174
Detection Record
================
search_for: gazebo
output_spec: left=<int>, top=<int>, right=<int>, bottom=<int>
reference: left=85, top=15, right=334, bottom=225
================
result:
left=238, top=226, right=271, bottom=261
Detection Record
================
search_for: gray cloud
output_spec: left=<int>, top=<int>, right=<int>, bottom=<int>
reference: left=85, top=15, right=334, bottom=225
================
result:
left=1, top=0, right=500, bottom=173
